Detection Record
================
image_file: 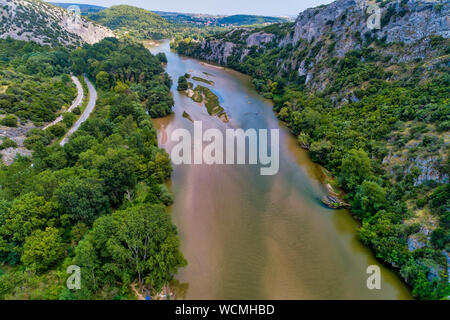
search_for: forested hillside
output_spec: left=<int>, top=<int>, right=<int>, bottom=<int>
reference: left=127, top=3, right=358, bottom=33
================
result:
left=0, top=38, right=184, bottom=299
left=0, top=38, right=78, bottom=165
left=174, top=0, right=450, bottom=299
left=0, top=38, right=76, bottom=124
left=87, top=5, right=225, bottom=41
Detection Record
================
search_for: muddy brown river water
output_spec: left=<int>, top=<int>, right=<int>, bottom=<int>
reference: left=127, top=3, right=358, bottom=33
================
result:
left=149, top=40, right=411, bottom=299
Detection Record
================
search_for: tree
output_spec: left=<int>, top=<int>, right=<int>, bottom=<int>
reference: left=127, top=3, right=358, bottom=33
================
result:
left=0, top=115, right=18, bottom=127
left=156, top=52, right=167, bottom=63
left=64, top=134, right=97, bottom=165
left=21, top=227, right=65, bottom=272
left=62, top=112, right=77, bottom=128
left=73, top=204, right=186, bottom=295
left=0, top=193, right=56, bottom=243
left=353, top=181, right=387, bottom=218
left=289, top=108, right=321, bottom=136
left=73, top=232, right=103, bottom=298
left=55, top=177, right=110, bottom=225
left=309, top=139, right=332, bottom=165
left=47, top=123, right=66, bottom=138
left=177, top=76, right=188, bottom=91
left=96, top=148, right=137, bottom=206
left=339, top=149, right=373, bottom=191
left=151, top=151, right=173, bottom=182
left=96, top=71, right=110, bottom=90
left=108, top=204, right=186, bottom=292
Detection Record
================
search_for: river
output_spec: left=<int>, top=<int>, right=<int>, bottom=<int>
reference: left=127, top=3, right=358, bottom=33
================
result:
left=148, top=40, right=411, bottom=300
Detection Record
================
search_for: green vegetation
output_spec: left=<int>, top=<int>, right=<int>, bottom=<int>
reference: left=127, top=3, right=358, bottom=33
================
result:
left=192, top=76, right=214, bottom=85
left=177, top=22, right=450, bottom=299
left=0, top=137, right=17, bottom=150
left=0, top=0, right=84, bottom=47
left=0, top=38, right=185, bottom=299
left=182, top=111, right=193, bottom=122
left=0, top=115, right=18, bottom=127
left=158, top=11, right=289, bottom=27
left=70, top=37, right=174, bottom=118
left=0, top=38, right=76, bottom=125
left=216, top=15, right=289, bottom=26
left=177, top=76, right=188, bottom=91
left=190, top=85, right=228, bottom=122
left=88, top=5, right=225, bottom=41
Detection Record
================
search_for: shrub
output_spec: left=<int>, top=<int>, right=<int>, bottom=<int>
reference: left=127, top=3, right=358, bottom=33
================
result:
left=0, top=137, right=17, bottom=150
left=0, top=115, right=18, bottom=127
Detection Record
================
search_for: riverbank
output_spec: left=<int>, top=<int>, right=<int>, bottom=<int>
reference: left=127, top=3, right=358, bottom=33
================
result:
left=149, top=40, right=412, bottom=299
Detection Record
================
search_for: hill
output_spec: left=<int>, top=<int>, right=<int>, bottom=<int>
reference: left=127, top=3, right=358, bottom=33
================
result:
left=87, top=5, right=173, bottom=40
left=174, top=0, right=450, bottom=299
left=217, top=14, right=289, bottom=26
left=0, top=0, right=114, bottom=47
left=155, top=11, right=290, bottom=26
left=87, top=5, right=225, bottom=40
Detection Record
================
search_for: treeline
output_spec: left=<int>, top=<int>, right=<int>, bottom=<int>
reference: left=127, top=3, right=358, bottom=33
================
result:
left=70, top=37, right=174, bottom=118
left=0, top=38, right=184, bottom=299
left=88, top=5, right=225, bottom=42
left=0, top=38, right=76, bottom=125
left=176, top=29, right=450, bottom=299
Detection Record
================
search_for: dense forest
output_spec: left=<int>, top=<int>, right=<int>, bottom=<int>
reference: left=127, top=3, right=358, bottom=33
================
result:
left=0, top=38, right=184, bottom=299
left=0, top=38, right=76, bottom=125
left=174, top=5, right=450, bottom=299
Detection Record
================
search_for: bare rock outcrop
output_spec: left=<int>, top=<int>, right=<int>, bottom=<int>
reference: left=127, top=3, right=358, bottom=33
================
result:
left=0, top=0, right=114, bottom=47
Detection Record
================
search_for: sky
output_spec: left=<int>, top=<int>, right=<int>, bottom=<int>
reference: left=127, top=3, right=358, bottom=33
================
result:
left=46, top=0, right=335, bottom=17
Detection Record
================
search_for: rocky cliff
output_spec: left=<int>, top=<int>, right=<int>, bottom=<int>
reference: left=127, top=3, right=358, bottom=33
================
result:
left=191, top=0, right=448, bottom=71
left=0, top=0, right=114, bottom=47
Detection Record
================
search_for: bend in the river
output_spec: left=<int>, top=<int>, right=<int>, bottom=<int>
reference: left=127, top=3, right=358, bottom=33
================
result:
left=149, top=40, right=411, bottom=300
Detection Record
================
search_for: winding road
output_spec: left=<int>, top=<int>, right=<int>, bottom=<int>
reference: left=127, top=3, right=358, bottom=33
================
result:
left=42, top=75, right=84, bottom=130
left=60, top=75, right=97, bottom=146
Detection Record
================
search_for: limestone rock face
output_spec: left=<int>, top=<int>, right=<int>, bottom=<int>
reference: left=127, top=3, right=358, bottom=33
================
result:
left=195, top=0, right=449, bottom=67
left=246, top=32, right=275, bottom=46
left=200, top=40, right=236, bottom=65
left=0, top=0, right=114, bottom=47
left=290, top=0, right=449, bottom=45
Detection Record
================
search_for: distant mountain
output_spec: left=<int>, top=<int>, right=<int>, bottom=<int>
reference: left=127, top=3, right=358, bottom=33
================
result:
left=49, top=2, right=106, bottom=15
left=154, top=11, right=291, bottom=26
left=49, top=3, right=290, bottom=28
left=217, top=14, right=290, bottom=26
left=0, top=0, right=114, bottom=47
left=88, top=5, right=170, bottom=30
left=85, top=5, right=227, bottom=40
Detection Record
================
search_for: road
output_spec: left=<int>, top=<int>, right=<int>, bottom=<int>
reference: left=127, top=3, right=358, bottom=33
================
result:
left=42, top=75, right=84, bottom=130
left=60, top=75, right=97, bottom=146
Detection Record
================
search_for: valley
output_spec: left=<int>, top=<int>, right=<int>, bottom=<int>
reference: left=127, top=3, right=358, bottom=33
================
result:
left=0, top=0, right=448, bottom=301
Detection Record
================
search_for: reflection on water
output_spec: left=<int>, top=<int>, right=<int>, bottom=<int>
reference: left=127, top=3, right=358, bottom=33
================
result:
left=149, top=40, right=412, bottom=300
